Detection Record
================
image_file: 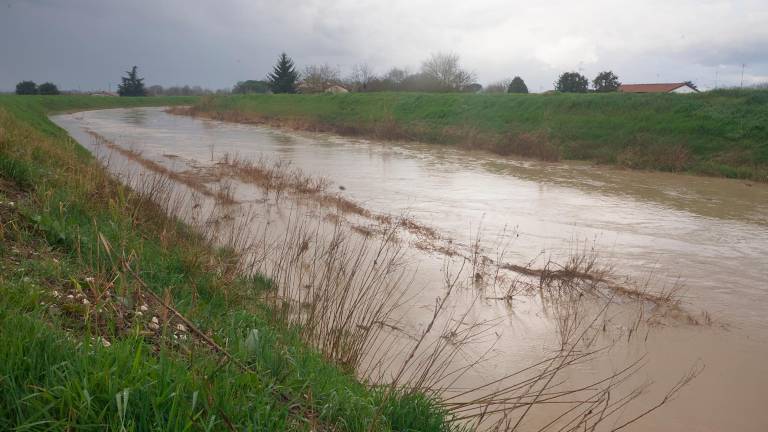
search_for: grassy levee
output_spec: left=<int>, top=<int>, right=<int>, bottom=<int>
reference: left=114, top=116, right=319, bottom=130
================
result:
left=0, top=95, right=454, bottom=431
left=183, top=89, right=768, bottom=181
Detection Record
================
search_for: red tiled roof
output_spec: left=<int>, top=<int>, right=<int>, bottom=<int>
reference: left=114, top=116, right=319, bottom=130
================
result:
left=618, top=83, right=691, bottom=93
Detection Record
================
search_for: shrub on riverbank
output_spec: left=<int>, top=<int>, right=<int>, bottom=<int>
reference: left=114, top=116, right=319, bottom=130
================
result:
left=182, top=90, right=768, bottom=182
left=0, top=96, right=455, bottom=431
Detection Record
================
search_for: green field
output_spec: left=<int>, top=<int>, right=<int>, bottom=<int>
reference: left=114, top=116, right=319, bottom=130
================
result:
left=0, top=95, right=454, bottom=431
left=187, top=90, right=768, bottom=181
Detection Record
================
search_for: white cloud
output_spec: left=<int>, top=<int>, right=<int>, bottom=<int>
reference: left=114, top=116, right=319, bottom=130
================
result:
left=534, top=37, right=599, bottom=71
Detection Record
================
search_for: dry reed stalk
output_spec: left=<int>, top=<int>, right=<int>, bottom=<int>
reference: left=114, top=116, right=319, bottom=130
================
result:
left=87, top=130, right=237, bottom=205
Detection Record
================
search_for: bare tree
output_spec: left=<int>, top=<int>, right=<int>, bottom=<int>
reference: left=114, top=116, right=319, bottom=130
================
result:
left=348, top=63, right=377, bottom=92
left=300, top=64, right=341, bottom=93
left=421, top=52, right=475, bottom=91
left=485, top=79, right=512, bottom=93
left=383, top=67, right=409, bottom=85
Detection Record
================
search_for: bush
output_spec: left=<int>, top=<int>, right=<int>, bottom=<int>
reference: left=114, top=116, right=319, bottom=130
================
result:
left=233, top=80, right=269, bottom=94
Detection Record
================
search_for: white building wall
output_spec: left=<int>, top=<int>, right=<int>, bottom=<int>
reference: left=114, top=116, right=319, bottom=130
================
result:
left=671, top=85, right=696, bottom=94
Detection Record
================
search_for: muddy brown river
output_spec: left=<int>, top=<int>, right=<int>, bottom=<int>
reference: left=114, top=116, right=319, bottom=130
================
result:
left=53, top=107, right=768, bottom=431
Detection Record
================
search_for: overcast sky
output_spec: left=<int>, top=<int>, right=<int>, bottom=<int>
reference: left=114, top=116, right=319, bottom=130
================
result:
left=1, top=0, right=767, bottom=92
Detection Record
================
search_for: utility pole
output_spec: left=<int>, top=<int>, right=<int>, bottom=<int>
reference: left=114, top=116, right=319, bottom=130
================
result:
left=740, top=63, right=746, bottom=88
left=715, top=70, right=718, bottom=89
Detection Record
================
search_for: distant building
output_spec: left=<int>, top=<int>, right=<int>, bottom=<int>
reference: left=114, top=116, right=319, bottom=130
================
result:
left=618, top=83, right=699, bottom=94
left=324, top=85, right=349, bottom=94
left=90, top=91, right=118, bottom=97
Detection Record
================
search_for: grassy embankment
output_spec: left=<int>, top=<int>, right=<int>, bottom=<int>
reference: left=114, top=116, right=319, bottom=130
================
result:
left=182, top=90, right=768, bottom=181
left=0, top=95, right=454, bottom=431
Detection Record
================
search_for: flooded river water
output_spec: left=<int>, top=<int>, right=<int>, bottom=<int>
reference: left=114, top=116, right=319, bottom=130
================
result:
left=53, top=107, right=768, bottom=431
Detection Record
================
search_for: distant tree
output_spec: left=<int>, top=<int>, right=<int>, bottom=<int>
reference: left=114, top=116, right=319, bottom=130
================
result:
left=155, top=85, right=214, bottom=96
left=554, top=71, right=589, bottom=93
left=267, top=53, right=299, bottom=94
left=421, top=52, right=475, bottom=91
left=592, top=71, right=620, bottom=92
left=300, top=64, right=341, bottom=93
left=684, top=80, right=699, bottom=91
left=15, top=80, right=37, bottom=95
left=146, top=85, right=164, bottom=96
left=233, top=80, right=270, bottom=94
left=485, top=79, right=511, bottom=93
left=399, top=72, right=446, bottom=92
left=383, top=67, right=409, bottom=85
left=348, top=63, right=376, bottom=92
left=463, top=83, right=483, bottom=93
left=364, top=67, right=409, bottom=91
left=507, top=76, right=529, bottom=93
left=38, top=82, right=60, bottom=95
left=118, top=66, right=146, bottom=96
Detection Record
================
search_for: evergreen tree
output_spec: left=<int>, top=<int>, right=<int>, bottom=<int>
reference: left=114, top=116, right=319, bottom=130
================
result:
left=15, top=81, right=37, bottom=95
left=554, top=72, right=589, bottom=93
left=267, top=53, right=299, bottom=94
left=507, top=76, right=529, bottom=93
left=38, top=82, right=60, bottom=95
left=592, top=71, right=620, bottom=92
left=118, top=66, right=146, bottom=96
left=684, top=80, right=699, bottom=91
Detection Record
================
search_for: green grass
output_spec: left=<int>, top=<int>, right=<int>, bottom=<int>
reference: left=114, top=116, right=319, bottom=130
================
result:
left=190, top=90, right=768, bottom=181
left=0, top=95, right=456, bottom=431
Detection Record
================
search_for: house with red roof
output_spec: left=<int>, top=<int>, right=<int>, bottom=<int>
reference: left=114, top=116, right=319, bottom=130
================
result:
left=618, top=82, right=699, bottom=94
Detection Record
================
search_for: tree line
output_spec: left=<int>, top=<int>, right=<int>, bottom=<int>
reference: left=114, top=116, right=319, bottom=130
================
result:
left=15, top=80, right=60, bottom=95
left=236, top=52, right=487, bottom=94
left=233, top=52, right=631, bottom=95
left=14, top=56, right=711, bottom=97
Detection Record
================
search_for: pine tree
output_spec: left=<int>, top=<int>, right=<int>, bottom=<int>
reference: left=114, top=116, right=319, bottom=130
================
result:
left=507, top=76, right=529, bottom=93
left=118, top=66, right=147, bottom=96
left=267, top=53, right=299, bottom=94
left=684, top=81, right=699, bottom=91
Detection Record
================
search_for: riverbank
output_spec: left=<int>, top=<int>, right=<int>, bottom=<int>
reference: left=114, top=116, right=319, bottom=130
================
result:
left=178, top=90, right=768, bottom=182
left=0, top=96, right=453, bottom=430
left=43, top=104, right=768, bottom=431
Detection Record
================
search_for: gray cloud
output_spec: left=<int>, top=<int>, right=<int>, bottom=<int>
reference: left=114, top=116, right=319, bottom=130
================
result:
left=1, top=0, right=767, bottom=92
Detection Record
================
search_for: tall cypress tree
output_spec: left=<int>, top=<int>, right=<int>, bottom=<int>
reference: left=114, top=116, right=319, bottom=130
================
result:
left=507, top=76, right=529, bottom=93
left=267, top=53, right=299, bottom=94
left=118, top=66, right=147, bottom=96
